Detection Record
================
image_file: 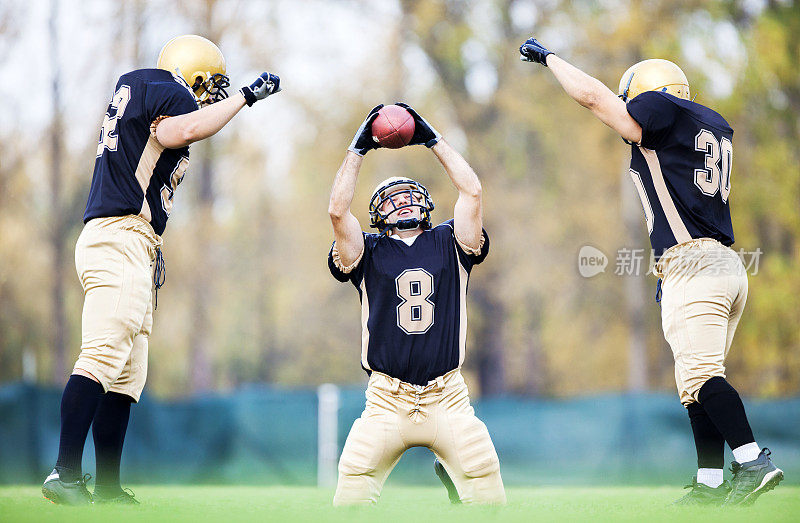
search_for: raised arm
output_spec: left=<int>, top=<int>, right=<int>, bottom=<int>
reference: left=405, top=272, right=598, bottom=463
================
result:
left=519, top=39, right=642, bottom=144
left=156, top=72, right=281, bottom=149
left=393, top=102, right=483, bottom=249
left=328, top=152, right=366, bottom=266
left=431, top=140, right=483, bottom=250
left=328, top=105, right=386, bottom=267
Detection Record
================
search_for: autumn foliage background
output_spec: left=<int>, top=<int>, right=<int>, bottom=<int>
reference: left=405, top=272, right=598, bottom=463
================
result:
left=0, top=0, right=797, bottom=400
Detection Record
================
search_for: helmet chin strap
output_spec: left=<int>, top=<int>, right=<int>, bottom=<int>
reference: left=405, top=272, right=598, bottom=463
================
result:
left=394, top=218, right=421, bottom=231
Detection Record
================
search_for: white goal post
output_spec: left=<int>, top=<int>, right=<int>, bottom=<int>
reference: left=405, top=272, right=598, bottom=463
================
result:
left=317, top=383, right=340, bottom=487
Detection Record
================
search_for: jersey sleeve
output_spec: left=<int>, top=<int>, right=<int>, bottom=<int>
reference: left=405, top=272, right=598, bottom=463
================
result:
left=626, top=91, right=679, bottom=150
left=440, top=220, right=490, bottom=272
left=144, top=81, right=198, bottom=126
left=328, top=232, right=372, bottom=285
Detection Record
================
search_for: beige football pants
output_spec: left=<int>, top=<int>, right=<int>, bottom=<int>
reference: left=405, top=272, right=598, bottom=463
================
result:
left=72, top=215, right=161, bottom=402
left=333, top=369, right=506, bottom=506
left=658, top=239, right=748, bottom=406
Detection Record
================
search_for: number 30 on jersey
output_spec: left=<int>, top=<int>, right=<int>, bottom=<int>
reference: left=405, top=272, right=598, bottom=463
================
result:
left=694, top=129, right=732, bottom=203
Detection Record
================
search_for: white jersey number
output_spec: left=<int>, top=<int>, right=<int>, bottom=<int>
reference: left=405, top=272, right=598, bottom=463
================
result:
left=96, top=85, right=132, bottom=157
left=694, top=129, right=733, bottom=203
left=395, top=268, right=435, bottom=334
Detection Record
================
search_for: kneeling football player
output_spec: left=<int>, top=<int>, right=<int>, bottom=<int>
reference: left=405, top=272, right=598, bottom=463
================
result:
left=327, top=104, right=506, bottom=506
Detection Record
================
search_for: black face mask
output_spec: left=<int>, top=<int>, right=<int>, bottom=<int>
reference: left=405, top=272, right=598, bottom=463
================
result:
left=193, top=73, right=230, bottom=105
left=369, top=180, right=435, bottom=235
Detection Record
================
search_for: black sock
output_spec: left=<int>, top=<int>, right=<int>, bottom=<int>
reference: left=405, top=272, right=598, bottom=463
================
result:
left=698, top=376, right=755, bottom=451
left=686, top=402, right=725, bottom=470
left=92, top=392, right=133, bottom=494
left=54, top=375, right=104, bottom=481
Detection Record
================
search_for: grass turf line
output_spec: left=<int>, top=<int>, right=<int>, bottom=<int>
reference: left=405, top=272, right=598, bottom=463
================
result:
left=1, top=486, right=798, bottom=522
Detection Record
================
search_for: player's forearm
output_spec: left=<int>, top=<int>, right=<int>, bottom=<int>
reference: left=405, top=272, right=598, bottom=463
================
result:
left=329, top=152, right=364, bottom=266
left=546, top=55, right=613, bottom=111
left=431, top=140, right=482, bottom=199
left=545, top=55, right=643, bottom=143
left=432, top=140, right=483, bottom=248
left=328, top=152, right=362, bottom=220
left=156, top=93, right=247, bottom=148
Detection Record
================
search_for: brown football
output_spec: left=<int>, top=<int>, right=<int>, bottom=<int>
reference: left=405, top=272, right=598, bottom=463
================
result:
left=371, top=105, right=415, bottom=149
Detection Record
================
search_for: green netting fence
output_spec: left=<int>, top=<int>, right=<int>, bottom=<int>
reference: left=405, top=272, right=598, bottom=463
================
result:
left=1, top=383, right=797, bottom=485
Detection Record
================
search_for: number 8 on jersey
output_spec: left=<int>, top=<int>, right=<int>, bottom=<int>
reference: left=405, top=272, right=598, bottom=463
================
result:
left=395, top=268, right=435, bottom=334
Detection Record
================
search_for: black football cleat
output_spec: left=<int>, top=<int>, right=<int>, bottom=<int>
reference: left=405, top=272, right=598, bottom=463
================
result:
left=434, top=459, right=461, bottom=504
left=672, top=476, right=730, bottom=506
left=42, top=468, right=93, bottom=505
left=723, top=448, right=783, bottom=506
left=93, top=487, right=140, bottom=505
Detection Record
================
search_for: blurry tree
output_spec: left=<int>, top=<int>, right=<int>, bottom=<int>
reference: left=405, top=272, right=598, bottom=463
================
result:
left=719, top=0, right=800, bottom=396
left=0, top=3, right=31, bottom=380
left=48, top=0, right=68, bottom=381
left=0, top=0, right=798, bottom=400
left=186, top=0, right=221, bottom=393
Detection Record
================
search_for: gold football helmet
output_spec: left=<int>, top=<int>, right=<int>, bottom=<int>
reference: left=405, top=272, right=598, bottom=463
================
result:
left=157, top=35, right=230, bottom=105
left=369, top=177, right=435, bottom=234
left=618, top=59, right=690, bottom=102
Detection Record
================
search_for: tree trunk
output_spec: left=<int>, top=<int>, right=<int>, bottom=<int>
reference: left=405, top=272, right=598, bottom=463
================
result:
left=523, top=297, right=545, bottom=395
left=620, top=159, right=648, bottom=392
left=190, top=141, right=214, bottom=392
left=471, top=270, right=507, bottom=396
left=187, top=0, right=221, bottom=393
left=49, top=0, right=67, bottom=382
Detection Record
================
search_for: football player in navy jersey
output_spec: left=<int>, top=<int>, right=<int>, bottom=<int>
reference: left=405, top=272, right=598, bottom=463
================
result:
left=519, top=38, right=782, bottom=505
left=42, top=35, right=281, bottom=505
left=327, top=104, right=505, bottom=505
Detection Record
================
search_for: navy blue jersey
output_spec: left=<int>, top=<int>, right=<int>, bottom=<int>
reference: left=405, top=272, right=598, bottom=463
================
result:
left=84, top=69, right=199, bottom=235
left=328, top=220, right=489, bottom=386
left=626, top=91, right=734, bottom=257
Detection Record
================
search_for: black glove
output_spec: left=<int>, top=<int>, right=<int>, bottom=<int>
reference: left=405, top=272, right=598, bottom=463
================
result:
left=394, top=102, right=441, bottom=148
left=519, top=37, right=553, bottom=66
left=348, top=104, right=384, bottom=156
left=240, top=72, right=281, bottom=106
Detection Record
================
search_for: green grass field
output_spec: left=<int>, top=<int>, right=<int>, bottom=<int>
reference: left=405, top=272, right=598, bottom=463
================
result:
left=1, top=485, right=798, bottom=522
